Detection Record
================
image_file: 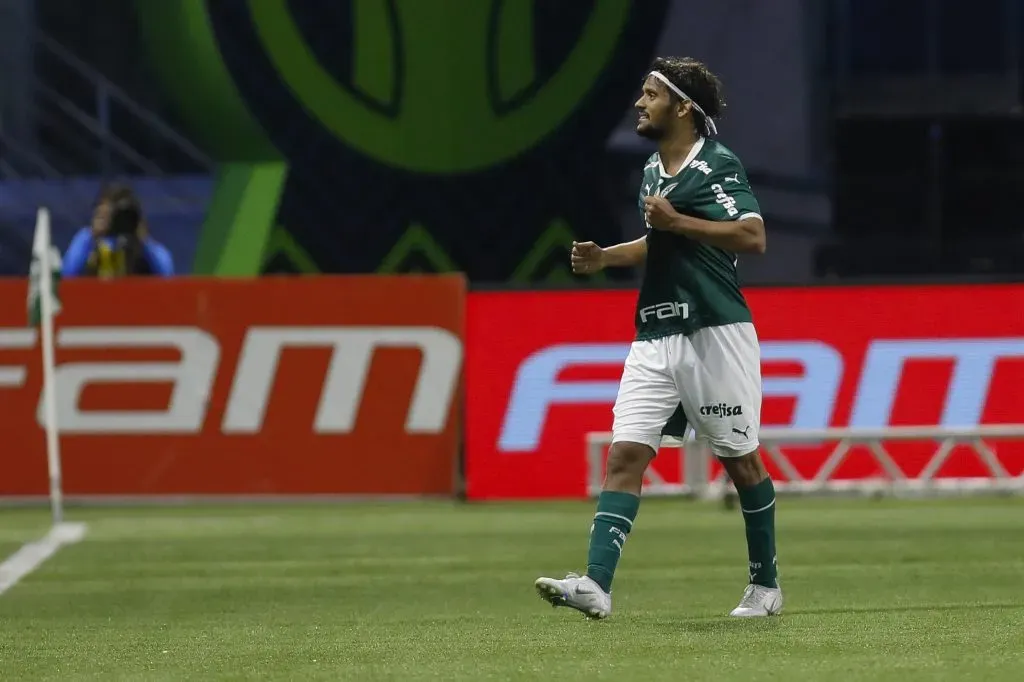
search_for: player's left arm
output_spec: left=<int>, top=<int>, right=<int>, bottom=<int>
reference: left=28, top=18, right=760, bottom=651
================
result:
left=642, top=161, right=766, bottom=254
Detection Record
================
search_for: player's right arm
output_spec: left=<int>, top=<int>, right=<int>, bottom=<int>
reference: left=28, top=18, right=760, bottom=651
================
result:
left=570, top=237, right=646, bottom=275
left=601, top=236, right=648, bottom=267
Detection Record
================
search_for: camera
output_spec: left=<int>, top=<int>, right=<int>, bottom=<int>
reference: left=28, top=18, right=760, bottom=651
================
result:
left=107, top=199, right=141, bottom=239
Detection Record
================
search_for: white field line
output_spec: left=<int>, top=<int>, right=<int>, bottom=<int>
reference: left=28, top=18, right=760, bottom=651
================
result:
left=0, top=522, right=87, bottom=596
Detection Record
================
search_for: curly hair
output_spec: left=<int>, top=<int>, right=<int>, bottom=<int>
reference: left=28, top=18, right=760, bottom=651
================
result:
left=95, top=182, right=142, bottom=214
left=648, top=57, right=726, bottom=135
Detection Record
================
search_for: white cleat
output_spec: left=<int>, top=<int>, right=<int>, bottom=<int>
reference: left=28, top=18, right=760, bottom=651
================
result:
left=729, top=583, right=783, bottom=617
left=534, top=572, right=612, bottom=619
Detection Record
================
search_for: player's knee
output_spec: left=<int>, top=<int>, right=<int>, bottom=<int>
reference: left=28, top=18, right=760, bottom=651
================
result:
left=605, top=441, right=654, bottom=492
left=717, top=448, right=768, bottom=488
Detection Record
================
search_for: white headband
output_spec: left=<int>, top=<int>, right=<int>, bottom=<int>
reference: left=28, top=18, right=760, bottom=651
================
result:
left=648, top=70, right=718, bottom=136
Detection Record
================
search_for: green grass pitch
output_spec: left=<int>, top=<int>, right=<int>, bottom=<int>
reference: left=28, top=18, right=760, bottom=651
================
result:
left=0, top=497, right=1022, bottom=681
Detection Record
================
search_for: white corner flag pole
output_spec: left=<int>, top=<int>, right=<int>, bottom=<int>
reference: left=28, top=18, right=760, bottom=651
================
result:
left=33, top=207, right=64, bottom=526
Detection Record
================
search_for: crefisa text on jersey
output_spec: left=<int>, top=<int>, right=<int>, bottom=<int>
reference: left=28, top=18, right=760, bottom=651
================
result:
left=710, top=183, right=739, bottom=217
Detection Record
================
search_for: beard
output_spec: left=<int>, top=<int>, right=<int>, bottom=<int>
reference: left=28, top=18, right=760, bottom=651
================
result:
left=635, top=120, right=664, bottom=140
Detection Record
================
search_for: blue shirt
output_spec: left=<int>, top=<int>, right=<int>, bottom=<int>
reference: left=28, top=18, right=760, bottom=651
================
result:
left=62, top=227, right=175, bottom=277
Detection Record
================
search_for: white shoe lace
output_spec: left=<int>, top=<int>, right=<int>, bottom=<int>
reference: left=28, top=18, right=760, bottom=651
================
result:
left=736, top=584, right=760, bottom=609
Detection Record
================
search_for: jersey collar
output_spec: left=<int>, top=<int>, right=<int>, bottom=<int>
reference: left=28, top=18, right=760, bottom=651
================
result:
left=659, top=137, right=706, bottom=178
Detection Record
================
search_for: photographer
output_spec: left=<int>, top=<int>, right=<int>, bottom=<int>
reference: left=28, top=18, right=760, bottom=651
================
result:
left=62, top=183, right=174, bottom=278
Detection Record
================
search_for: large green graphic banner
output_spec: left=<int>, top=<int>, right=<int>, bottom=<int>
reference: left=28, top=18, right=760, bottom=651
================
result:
left=138, top=0, right=669, bottom=280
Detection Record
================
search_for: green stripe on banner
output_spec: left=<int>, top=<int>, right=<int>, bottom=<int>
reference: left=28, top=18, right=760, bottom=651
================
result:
left=352, top=0, right=395, bottom=107
left=192, top=163, right=288, bottom=275
left=135, top=0, right=279, bottom=161
left=378, top=224, right=458, bottom=274
left=261, top=228, right=321, bottom=274
left=495, top=0, right=535, bottom=102
left=511, top=218, right=607, bottom=283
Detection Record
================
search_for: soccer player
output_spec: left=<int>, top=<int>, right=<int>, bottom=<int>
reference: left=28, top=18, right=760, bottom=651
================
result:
left=534, top=57, right=781, bottom=619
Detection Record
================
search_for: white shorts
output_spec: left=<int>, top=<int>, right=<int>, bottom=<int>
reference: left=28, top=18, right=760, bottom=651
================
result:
left=611, top=323, right=762, bottom=458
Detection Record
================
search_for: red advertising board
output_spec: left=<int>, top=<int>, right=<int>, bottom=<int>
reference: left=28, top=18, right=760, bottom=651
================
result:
left=465, top=285, right=1024, bottom=500
left=0, top=275, right=464, bottom=497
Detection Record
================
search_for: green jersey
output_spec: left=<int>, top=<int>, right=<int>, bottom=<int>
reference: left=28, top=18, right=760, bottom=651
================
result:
left=634, top=137, right=761, bottom=340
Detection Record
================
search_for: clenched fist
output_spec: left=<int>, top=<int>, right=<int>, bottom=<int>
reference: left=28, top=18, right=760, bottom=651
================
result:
left=642, top=195, right=680, bottom=232
left=570, top=241, right=605, bottom=275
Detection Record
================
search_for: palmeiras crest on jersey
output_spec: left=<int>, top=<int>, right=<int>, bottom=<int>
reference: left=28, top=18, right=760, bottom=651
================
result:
left=138, top=0, right=670, bottom=279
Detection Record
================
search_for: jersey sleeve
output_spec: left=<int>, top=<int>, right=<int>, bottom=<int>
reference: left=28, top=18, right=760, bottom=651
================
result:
left=698, top=158, right=762, bottom=222
left=61, top=227, right=95, bottom=277
left=142, top=239, right=175, bottom=276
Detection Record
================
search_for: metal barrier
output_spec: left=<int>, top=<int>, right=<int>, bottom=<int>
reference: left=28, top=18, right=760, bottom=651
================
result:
left=586, top=425, right=1024, bottom=499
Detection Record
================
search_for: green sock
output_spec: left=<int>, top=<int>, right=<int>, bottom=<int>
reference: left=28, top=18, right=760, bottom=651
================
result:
left=586, top=491, right=640, bottom=593
left=736, top=478, right=779, bottom=588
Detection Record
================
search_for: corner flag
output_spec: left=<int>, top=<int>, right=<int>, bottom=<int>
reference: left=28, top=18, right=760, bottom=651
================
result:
left=27, top=207, right=63, bottom=327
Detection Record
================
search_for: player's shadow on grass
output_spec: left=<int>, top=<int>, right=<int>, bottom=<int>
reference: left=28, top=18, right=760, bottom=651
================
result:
left=784, top=601, right=1022, bottom=617
left=631, top=601, right=1020, bottom=631
left=641, top=618, right=783, bottom=634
